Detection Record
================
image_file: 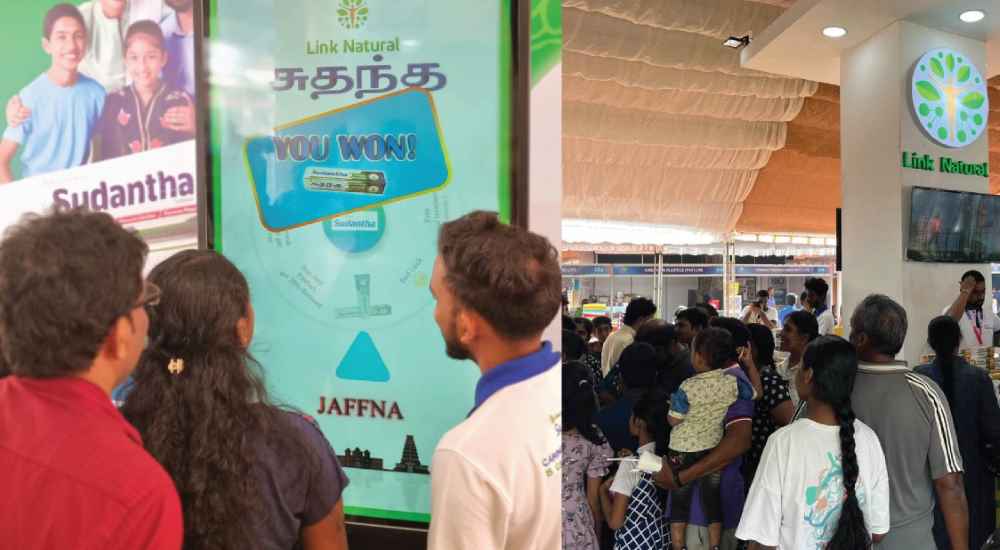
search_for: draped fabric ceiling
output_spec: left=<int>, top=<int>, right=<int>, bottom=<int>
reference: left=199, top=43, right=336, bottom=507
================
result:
left=563, top=0, right=998, bottom=239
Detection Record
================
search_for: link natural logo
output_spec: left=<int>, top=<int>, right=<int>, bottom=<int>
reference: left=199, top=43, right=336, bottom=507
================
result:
left=911, top=48, right=988, bottom=148
left=337, top=0, right=369, bottom=30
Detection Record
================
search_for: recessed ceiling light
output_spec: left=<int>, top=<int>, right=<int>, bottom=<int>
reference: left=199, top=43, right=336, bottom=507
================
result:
left=822, top=26, right=848, bottom=38
left=960, top=10, right=985, bottom=23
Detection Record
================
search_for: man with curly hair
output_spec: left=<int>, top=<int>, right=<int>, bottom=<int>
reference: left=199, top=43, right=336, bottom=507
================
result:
left=0, top=209, right=182, bottom=549
left=427, top=211, right=561, bottom=550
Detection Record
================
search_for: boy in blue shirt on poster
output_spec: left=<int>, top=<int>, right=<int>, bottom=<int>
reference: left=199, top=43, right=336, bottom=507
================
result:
left=0, top=4, right=105, bottom=183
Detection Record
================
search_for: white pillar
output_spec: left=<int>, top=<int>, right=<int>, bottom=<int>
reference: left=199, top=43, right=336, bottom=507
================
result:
left=841, top=21, right=990, bottom=362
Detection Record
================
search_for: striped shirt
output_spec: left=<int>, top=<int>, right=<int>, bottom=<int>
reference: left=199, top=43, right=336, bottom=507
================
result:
left=851, top=361, right=962, bottom=550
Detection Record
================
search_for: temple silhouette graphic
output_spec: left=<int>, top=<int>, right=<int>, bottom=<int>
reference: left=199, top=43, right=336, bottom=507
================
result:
left=337, top=434, right=429, bottom=475
left=393, top=435, right=430, bottom=474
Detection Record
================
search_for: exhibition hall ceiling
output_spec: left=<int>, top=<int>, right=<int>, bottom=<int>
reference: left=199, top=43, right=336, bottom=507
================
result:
left=562, top=0, right=998, bottom=243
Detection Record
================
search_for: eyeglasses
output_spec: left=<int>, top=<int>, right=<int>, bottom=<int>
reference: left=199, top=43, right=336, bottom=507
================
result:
left=107, top=280, right=161, bottom=332
left=135, top=281, right=161, bottom=309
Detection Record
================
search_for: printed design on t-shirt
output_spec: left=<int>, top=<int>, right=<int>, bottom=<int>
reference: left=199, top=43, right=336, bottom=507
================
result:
left=117, top=109, right=131, bottom=126
left=802, top=451, right=866, bottom=549
left=803, top=452, right=843, bottom=547
left=542, top=411, right=563, bottom=477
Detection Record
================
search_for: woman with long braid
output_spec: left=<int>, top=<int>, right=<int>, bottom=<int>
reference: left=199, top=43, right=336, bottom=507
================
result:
left=735, top=336, right=890, bottom=548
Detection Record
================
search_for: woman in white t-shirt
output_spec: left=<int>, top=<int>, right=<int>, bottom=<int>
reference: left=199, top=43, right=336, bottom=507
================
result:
left=736, top=336, right=890, bottom=549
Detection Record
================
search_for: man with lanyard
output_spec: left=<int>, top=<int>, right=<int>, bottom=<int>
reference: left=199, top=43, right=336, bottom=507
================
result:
left=945, top=270, right=1000, bottom=352
left=427, top=211, right=561, bottom=550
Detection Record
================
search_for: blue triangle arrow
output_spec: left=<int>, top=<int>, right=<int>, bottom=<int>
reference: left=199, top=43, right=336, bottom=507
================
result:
left=336, top=331, right=390, bottom=382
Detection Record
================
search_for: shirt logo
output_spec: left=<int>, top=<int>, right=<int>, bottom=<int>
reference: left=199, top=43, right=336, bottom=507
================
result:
left=117, top=109, right=131, bottom=126
left=337, top=0, right=369, bottom=30
left=911, top=48, right=988, bottom=148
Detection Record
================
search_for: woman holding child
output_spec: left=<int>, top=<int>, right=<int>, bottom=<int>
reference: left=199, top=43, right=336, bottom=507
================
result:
left=667, top=327, right=755, bottom=550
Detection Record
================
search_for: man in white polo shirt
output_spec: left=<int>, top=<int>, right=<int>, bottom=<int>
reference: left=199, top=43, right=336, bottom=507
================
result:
left=944, top=270, right=1000, bottom=351
left=427, top=211, right=561, bottom=550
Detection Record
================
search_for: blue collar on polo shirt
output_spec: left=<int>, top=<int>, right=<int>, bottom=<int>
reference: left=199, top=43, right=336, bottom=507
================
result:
left=815, top=305, right=829, bottom=317
left=471, top=341, right=559, bottom=415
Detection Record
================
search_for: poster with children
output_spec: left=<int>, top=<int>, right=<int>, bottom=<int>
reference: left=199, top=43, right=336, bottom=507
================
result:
left=0, top=1, right=199, bottom=267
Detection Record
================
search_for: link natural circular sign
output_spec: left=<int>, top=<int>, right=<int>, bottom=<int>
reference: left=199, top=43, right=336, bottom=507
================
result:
left=911, top=48, right=988, bottom=148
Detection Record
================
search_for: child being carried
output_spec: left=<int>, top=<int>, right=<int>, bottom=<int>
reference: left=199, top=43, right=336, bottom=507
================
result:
left=667, top=327, right=755, bottom=550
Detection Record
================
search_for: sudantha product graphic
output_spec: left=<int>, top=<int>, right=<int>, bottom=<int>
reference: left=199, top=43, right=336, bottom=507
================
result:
left=305, top=168, right=387, bottom=195
left=245, top=88, right=450, bottom=232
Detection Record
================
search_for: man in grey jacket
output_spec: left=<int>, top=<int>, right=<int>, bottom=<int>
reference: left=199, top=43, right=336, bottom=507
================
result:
left=850, top=294, right=968, bottom=550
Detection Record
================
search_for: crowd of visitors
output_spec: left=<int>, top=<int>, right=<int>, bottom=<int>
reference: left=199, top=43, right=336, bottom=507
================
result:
left=564, top=275, right=1000, bottom=550
left=5, top=205, right=1000, bottom=550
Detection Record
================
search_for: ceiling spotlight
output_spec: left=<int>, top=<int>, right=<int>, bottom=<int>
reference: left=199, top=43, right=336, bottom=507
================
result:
left=822, top=26, right=848, bottom=38
left=722, top=34, right=751, bottom=49
left=960, top=10, right=985, bottom=23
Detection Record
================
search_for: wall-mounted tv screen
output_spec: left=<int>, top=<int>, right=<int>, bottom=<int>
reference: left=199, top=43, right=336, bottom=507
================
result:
left=908, top=186, right=1000, bottom=262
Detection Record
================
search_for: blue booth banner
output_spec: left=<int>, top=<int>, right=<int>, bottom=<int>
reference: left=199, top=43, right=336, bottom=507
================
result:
left=562, top=264, right=830, bottom=277
left=734, top=265, right=831, bottom=276
left=561, top=265, right=612, bottom=276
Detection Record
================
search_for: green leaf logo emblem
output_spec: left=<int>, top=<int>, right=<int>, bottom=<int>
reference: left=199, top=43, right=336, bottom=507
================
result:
left=916, top=81, right=941, bottom=101
left=337, top=0, right=369, bottom=30
left=911, top=48, right=989, bottom=148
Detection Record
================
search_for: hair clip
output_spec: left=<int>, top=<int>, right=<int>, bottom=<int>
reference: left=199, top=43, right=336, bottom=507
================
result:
left=167, top=358, right=185, bottom=375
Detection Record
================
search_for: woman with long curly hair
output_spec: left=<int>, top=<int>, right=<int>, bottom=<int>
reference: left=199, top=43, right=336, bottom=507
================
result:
left=121, top=250, right=349, bottom=550
left=736, top=336, right=890, bottom=549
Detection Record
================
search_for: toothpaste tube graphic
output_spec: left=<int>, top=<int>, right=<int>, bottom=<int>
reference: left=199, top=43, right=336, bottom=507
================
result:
left=304, top=168, right=387, bottom=195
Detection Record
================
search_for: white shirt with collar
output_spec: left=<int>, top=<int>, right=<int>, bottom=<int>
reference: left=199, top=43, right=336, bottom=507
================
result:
left=816, top=307, right=835, bottom=336
left=941, top=305, right=1000, bottom=350
left=427, top=355, right=560, bottom=550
